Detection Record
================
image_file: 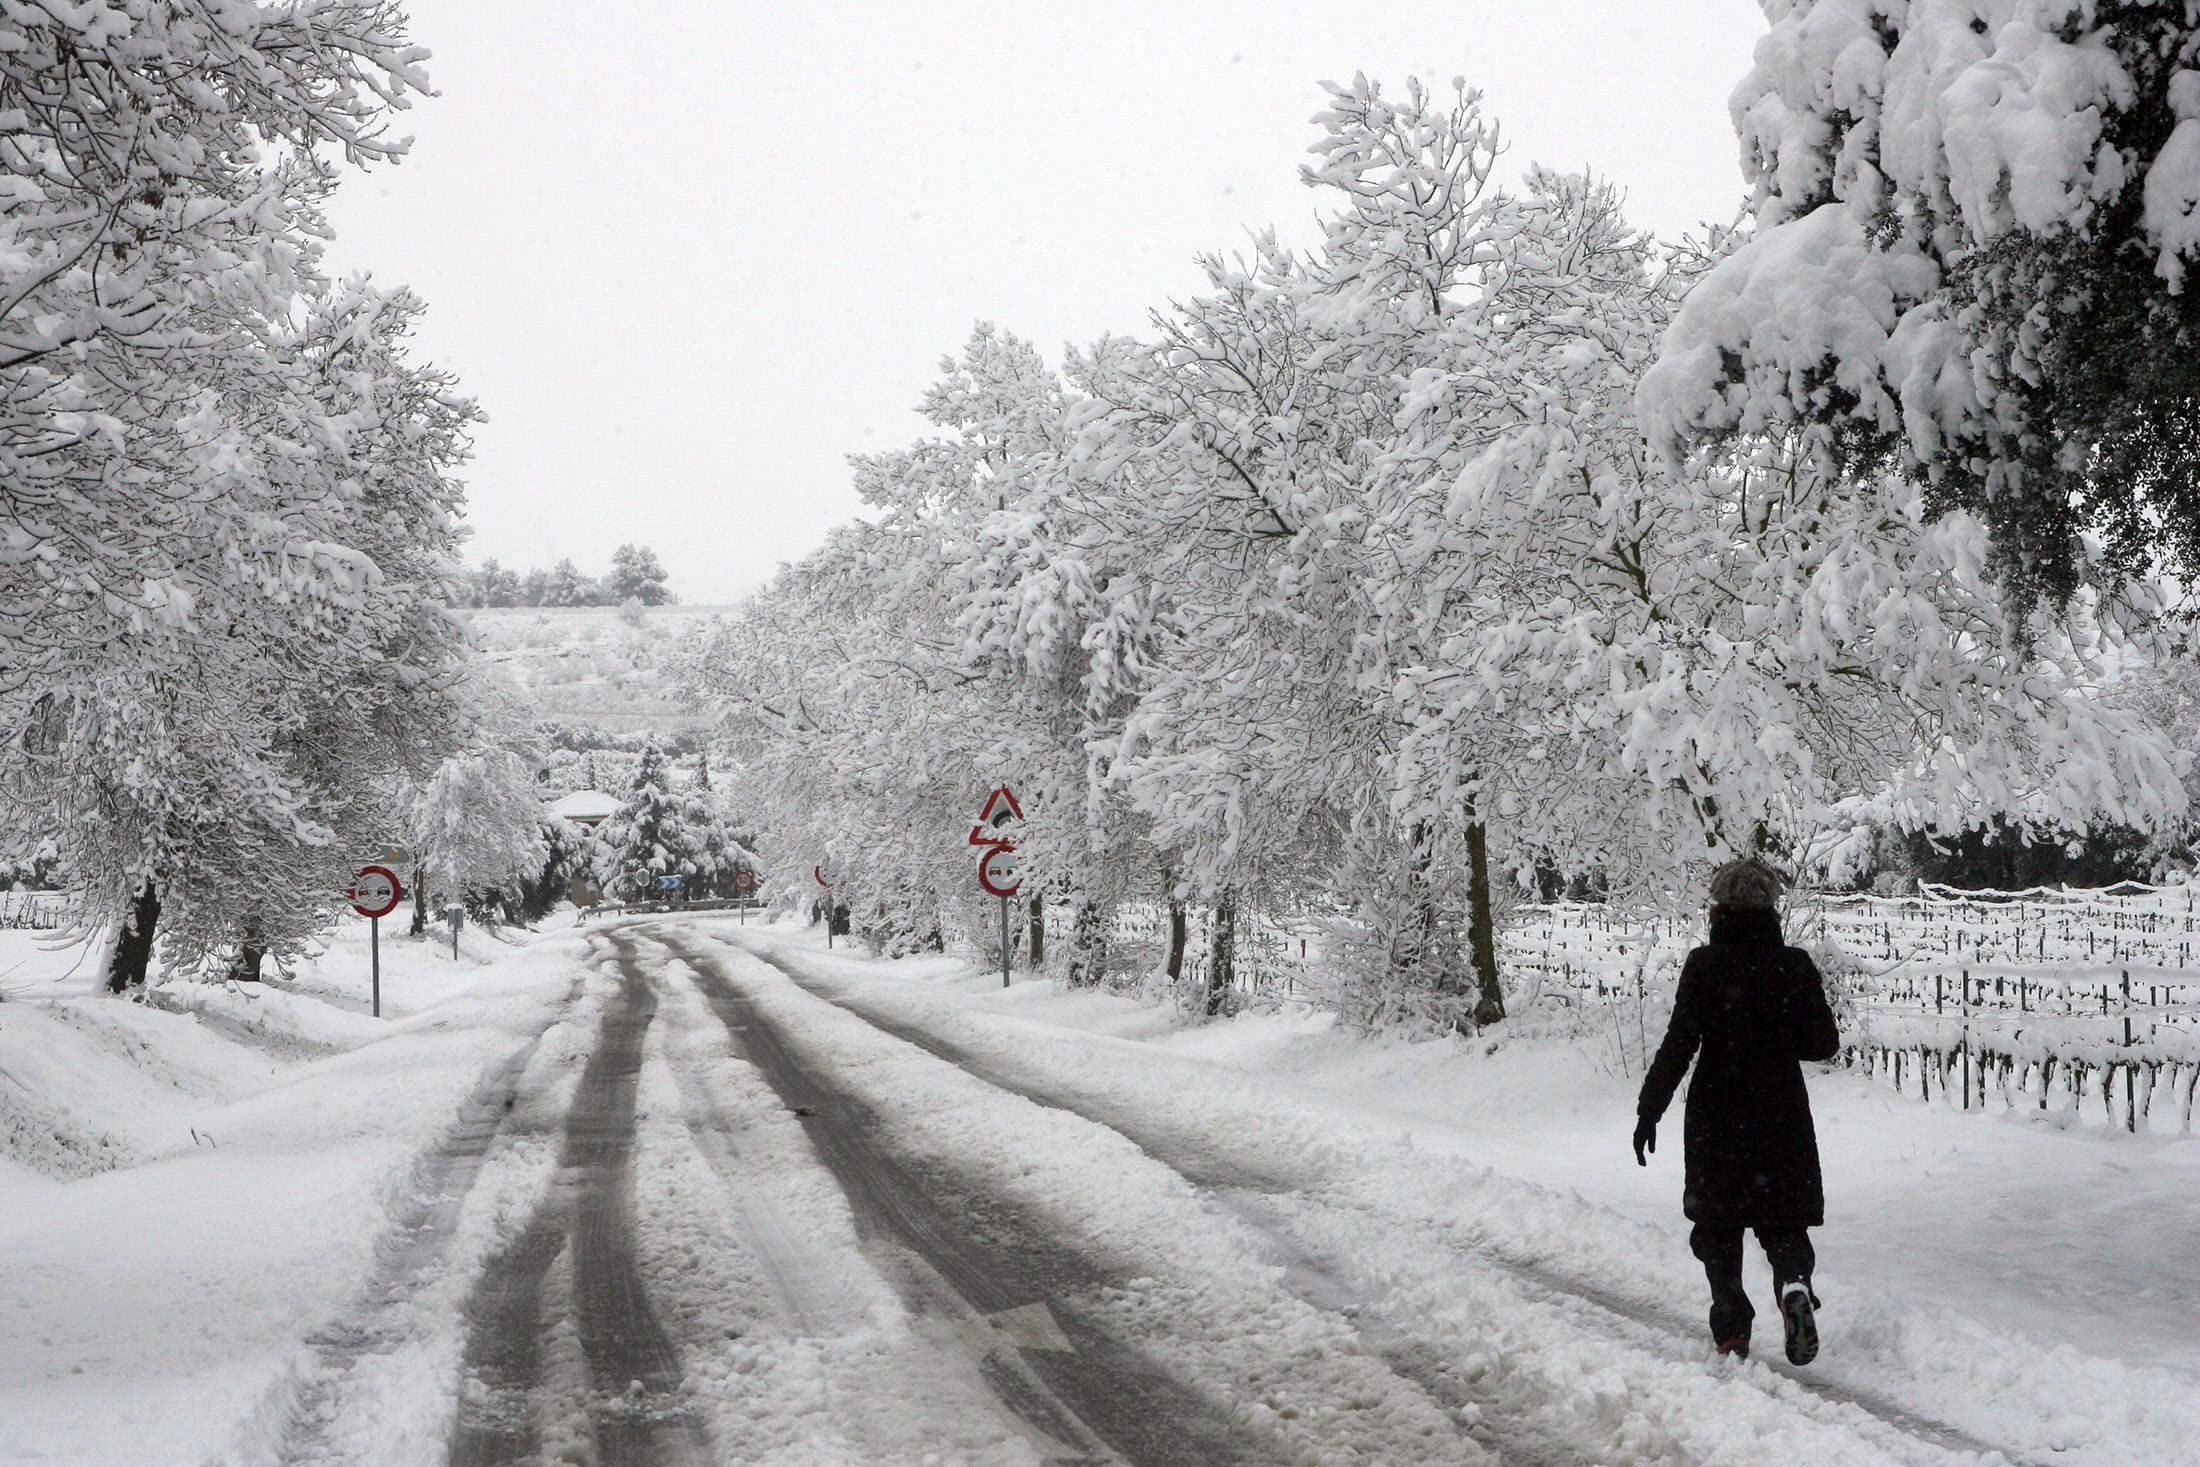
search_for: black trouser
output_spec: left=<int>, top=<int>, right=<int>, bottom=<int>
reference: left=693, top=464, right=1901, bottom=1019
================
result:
left=1689, top=1222, right=1814, bottom=1343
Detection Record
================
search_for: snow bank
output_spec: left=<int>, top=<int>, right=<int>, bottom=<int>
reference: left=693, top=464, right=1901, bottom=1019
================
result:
left=0, top=925, right=592, bottom=1467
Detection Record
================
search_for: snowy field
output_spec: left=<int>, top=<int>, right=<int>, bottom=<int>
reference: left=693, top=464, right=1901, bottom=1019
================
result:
left=460, top=605, right=732, bottom=736
left=2, top=910, right=2195, bottom=1465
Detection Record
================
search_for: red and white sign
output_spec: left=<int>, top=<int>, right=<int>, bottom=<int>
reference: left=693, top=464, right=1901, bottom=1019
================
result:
left=969, top=784, right=1025, bottom=898
left=734, top=868, right=759, bottom=893
left=349, top=864, right=403, bottom=920
left=977, top=844, right=1022, bottom=898
left=813, top=864, right=834, bottom=888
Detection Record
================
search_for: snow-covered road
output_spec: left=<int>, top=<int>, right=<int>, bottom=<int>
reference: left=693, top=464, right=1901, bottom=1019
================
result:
left=623, top=923, right=2023, bottom=1467
left=7, top=911, right=2196, bottom=1465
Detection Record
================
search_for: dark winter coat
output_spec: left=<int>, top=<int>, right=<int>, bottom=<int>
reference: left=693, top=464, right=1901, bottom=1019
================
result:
left=1637, top=909, right=1840, bottom=1228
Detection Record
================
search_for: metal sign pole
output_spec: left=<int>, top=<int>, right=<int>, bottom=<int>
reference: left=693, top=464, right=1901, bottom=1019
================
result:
left=351, top=865, right=400, bottom=1019
left=1000, top=894, right=1011, bottom=988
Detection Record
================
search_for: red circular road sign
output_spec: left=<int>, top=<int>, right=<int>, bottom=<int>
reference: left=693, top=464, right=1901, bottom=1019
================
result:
left=977, top=844, right=1023, bottom=899
left=349, top=865, right=403, bottom=919
left=734, top=869, right=759, bottom=893
left=814, top=865, right=834, bottom=888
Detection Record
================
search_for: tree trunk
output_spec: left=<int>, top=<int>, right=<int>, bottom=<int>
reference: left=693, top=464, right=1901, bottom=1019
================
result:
left=1065, top=898, right=1108, bottom=987
left=1404, top=819, right=1440, bottom=990
left=1205, top=890, right=1237, bottom=1017
left=1465, top=817, right=1505, bottom=1026
left=229, top=930, right=265, bottom=984
left=1162, top=861, right=1188, bottom=983
left=1028, top=893, right=1045, bottom=968
left=106, top=879, right=162, bottom=992
left=411, top=864, right=428, bottom=936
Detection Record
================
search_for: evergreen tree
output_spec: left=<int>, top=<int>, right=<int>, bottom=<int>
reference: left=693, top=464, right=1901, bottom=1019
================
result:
left=607, top=544, right=676, bottom=606
left=540, top=559, right=597, bottom=607
left=512, top=818, right=587, bottom=922
left=596, top=743, right=704, bottom=901
left=475, top=559, right=524, bottom=607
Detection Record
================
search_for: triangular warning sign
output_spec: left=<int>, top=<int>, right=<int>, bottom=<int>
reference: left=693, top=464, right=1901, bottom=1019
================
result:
left=977, top=784, right=1024, bottom=827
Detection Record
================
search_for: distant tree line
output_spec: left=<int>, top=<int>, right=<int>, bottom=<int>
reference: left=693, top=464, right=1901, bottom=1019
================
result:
left=541, top=724, right=706, bottom=757
left=462, top=544, right=676, bottom=608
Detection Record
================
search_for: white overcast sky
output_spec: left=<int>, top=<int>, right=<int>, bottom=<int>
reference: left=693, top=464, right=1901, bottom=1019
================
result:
left=325, top=0, right=1767, bottom=606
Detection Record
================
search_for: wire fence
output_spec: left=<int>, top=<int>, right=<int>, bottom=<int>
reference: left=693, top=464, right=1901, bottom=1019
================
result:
left=1505, top=883, right=2200, bottom=1134
left=0, top=890, right=63, bottom=930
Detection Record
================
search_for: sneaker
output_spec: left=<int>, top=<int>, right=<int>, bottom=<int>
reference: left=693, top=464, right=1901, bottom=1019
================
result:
left=1715, top=1337, right=1750, bottom=1359
left=1780, top=1283, right=1819, bottom=1366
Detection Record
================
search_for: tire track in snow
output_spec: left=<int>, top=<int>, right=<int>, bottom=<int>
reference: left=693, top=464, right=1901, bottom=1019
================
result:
left=709, top=935, right=1603, bottom=1467
left=232, top=970, right=586, bottom=1467
left=727, top=932, right=2032, bottom=1467
left=650, top=940, right=872, bottom=1333
left=652, top=929, right=1306, bottom=1467
left=449, top=936, right=709, bottom=1467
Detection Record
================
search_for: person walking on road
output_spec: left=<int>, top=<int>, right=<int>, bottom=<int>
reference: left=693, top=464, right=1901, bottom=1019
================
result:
left=1634, top=858, right=1840, bottom=1364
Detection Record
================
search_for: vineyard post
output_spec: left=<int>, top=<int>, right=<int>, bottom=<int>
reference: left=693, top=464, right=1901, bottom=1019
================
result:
left=2124, top=969, right=2136, bottom=1134
left=1960, top=968, right=1970, bottom=1112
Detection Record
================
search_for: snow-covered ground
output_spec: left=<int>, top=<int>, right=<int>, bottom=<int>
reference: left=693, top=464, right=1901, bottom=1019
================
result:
left=709, top=921, right=2200, bottom=1466
left=2, top=910, right=2194, bottom=1465
left=0, top=918, right=595, bottom=1465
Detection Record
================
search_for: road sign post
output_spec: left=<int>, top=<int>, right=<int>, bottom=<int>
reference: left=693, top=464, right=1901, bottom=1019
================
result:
left=349, top=865, right=403, bottom=1018
left=969, top=786, right=1024, bottom=988
left=815, top=865, right=834, bottom=948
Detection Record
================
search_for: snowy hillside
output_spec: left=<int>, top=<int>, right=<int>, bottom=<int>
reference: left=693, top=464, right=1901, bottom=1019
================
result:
left=460, top=605, right=731, bottom=735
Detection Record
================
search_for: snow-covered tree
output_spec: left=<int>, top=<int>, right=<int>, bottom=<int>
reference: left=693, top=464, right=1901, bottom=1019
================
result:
left=472, top=559, right=525, bottom=607
left=1383, top=162, right=2185, bottom=909
left=606, top=544, right=675, bottom=606
left=688, top=529, right=994, bottom=951
left=595, top=742, right=709, bottom=901
left=0, top=8, right=474, bottom=987
left=689, top=69, right=2188, bottom=1038
left=1061, top=77, right=1519, bottom=1024
left=409, top=749, right=550, bottom=919
left=10, top=279, right=477, bottom=987
left=1641, top=1, right=2200, bottom=608
left=539, top=559, right=598, bottom=608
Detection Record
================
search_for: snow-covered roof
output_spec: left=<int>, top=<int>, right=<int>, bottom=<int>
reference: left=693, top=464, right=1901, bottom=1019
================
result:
left=550, top=789, right=622, bottom=824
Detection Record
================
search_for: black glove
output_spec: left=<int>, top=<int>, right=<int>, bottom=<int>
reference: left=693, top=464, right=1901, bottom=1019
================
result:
left=1632, top=1117, right=1656, bottom=1167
